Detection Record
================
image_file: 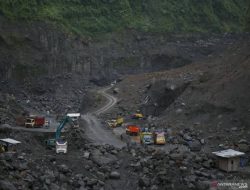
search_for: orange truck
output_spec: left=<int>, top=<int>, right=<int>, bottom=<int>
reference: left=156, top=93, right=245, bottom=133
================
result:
left=126, top=125, right=140, bottom=136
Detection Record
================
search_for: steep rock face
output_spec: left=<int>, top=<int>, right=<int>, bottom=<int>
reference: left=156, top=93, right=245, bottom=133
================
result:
left=0, top=17, right=91, bottom=81
left=0, top=17, right=241, bottom=85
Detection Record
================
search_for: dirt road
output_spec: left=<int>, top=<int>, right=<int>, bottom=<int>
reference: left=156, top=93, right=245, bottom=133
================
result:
left=94, top=87, right=118, bottom=115
left=81, top=87, right=125, bottom=148
left=6, top=86, right=125, bottom=149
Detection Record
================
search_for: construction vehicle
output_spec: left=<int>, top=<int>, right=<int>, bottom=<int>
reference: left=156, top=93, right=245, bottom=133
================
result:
left=131, top=110, right=144, bottom=119
left=25, top=116, right=45, bottom=128
left=140, top=128, right=153, bottom=145
left=153, top=131, right=166, bottom=145
left=107, top=115, right=124, bottom=128
left=66, top=113, right=80, bottom=128
left=126, top=125, right=140, bottom=136
left=46, top=116, right=72, bottom=154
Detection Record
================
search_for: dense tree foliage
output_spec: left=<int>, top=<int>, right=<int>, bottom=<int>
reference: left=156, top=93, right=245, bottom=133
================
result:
left=0, top=0, right=247, bottom=36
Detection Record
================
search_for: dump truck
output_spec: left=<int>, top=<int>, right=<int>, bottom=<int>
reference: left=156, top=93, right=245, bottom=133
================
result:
left=107, top=116, right=124, bottom=128
left=140, top=132, right=154, bottom=145
left=25, top=116, right=45, bottom=128
left=126, top=125, right=140, bottom=136
left=67, top=113, right=80, bottom=128
left=140, top=128, right=153, bottom=144
left=153, top=131, right=166, bottom=145
left=131, top=110, right=144, bottom=119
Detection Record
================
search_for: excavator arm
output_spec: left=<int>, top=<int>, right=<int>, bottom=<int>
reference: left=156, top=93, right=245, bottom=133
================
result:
left=46, top=116, right=72, bottom=148
left=55, top=116, right=72, bottom=140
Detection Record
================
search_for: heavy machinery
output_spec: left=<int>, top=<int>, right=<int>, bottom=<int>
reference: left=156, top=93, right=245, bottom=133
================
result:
left=131, top=110, right=144, bottom=119
left=140, top=128, right=153, bottom=145
left=66, top=113, right=80, bottom=128
left=126, top=125, right=140, bottom=136
left=46, top=116, right=72, bottom=154
left=25, top=116, right=45, bottom=128
left=107, top=115, right=124, bottom=128
left=153, top=131, right=166, bottom=145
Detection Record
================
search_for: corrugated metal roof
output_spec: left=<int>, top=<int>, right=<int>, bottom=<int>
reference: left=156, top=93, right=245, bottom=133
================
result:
left=212, top=149, right=245, bottom=158
left=0, top=138, right=21, bottom=144
left=67, top=113, right=80, bottom=117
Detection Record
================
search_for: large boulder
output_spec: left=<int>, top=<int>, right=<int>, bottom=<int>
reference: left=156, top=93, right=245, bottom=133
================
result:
left=91, top=149, right=117, bottom=166
left=188, top=141, right=202, bottom=152
left=195, top=181, right=210, bottom=190
left=0, top=180, right=17, bottom=190
left=238, top=144, right=249, bottom=152
left=138, top=176, right=150, bottom=187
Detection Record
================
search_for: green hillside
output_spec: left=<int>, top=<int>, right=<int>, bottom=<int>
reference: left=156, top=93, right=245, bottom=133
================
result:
left=0, top=0, right=247, bottom=36
left=247, top=1, right=250, bottom=30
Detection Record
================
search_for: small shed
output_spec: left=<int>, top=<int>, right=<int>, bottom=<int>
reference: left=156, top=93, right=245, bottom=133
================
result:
left=0, top=138, right=21, bottom=152
left=212, top=149, right=245, bottom=172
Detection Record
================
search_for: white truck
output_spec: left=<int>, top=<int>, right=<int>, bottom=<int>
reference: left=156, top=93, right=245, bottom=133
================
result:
left=56, top=140, right=68, bottom=154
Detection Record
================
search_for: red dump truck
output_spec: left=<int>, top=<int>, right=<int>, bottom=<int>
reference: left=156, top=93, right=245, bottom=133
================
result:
left=25, top=116, right=45, bottom=128
left=126, top=125, right=140, bottom=136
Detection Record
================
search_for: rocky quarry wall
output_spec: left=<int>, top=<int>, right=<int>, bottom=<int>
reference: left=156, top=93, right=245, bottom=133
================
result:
left=0, top=16, right=237, bottom=86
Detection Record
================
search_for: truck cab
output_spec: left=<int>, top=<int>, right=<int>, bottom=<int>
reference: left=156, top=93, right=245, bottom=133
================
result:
left=140, top=132, right=154, bottom=145
left=25, top=118, right=35, bottom=128
left=66, top=113, right=80, bottom=128
left=154, top=131, right=166, bottom=145
left=126, top=125, right=140, bottom=136
left=56, top=139, right=67, bottom=154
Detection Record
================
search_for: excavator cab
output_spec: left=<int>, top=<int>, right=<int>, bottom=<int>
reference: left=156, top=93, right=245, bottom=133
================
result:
left=45, top=116, right=73, bottom=153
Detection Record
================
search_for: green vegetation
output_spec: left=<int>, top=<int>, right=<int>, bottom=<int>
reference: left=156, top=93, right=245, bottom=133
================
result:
left=246, top=1, right=250, bottom=31
left=0, top=0, right=247, bottom=36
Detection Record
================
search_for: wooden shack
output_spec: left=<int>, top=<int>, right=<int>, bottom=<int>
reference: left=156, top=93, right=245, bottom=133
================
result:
left=212, top=149, right=245, bottom=172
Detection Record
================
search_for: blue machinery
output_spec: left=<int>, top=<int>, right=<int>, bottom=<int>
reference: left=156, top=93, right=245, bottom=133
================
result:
left=55, top=116, right=72, bottom=141
left=46, top=116, right=72, bottom=146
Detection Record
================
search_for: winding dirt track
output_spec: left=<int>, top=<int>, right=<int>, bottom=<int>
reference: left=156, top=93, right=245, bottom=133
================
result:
left=94, top=87, right=118, bottom=115
left=5, top=86, right=125, bottom=148
left=81, top=87, right=125, bottom=148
